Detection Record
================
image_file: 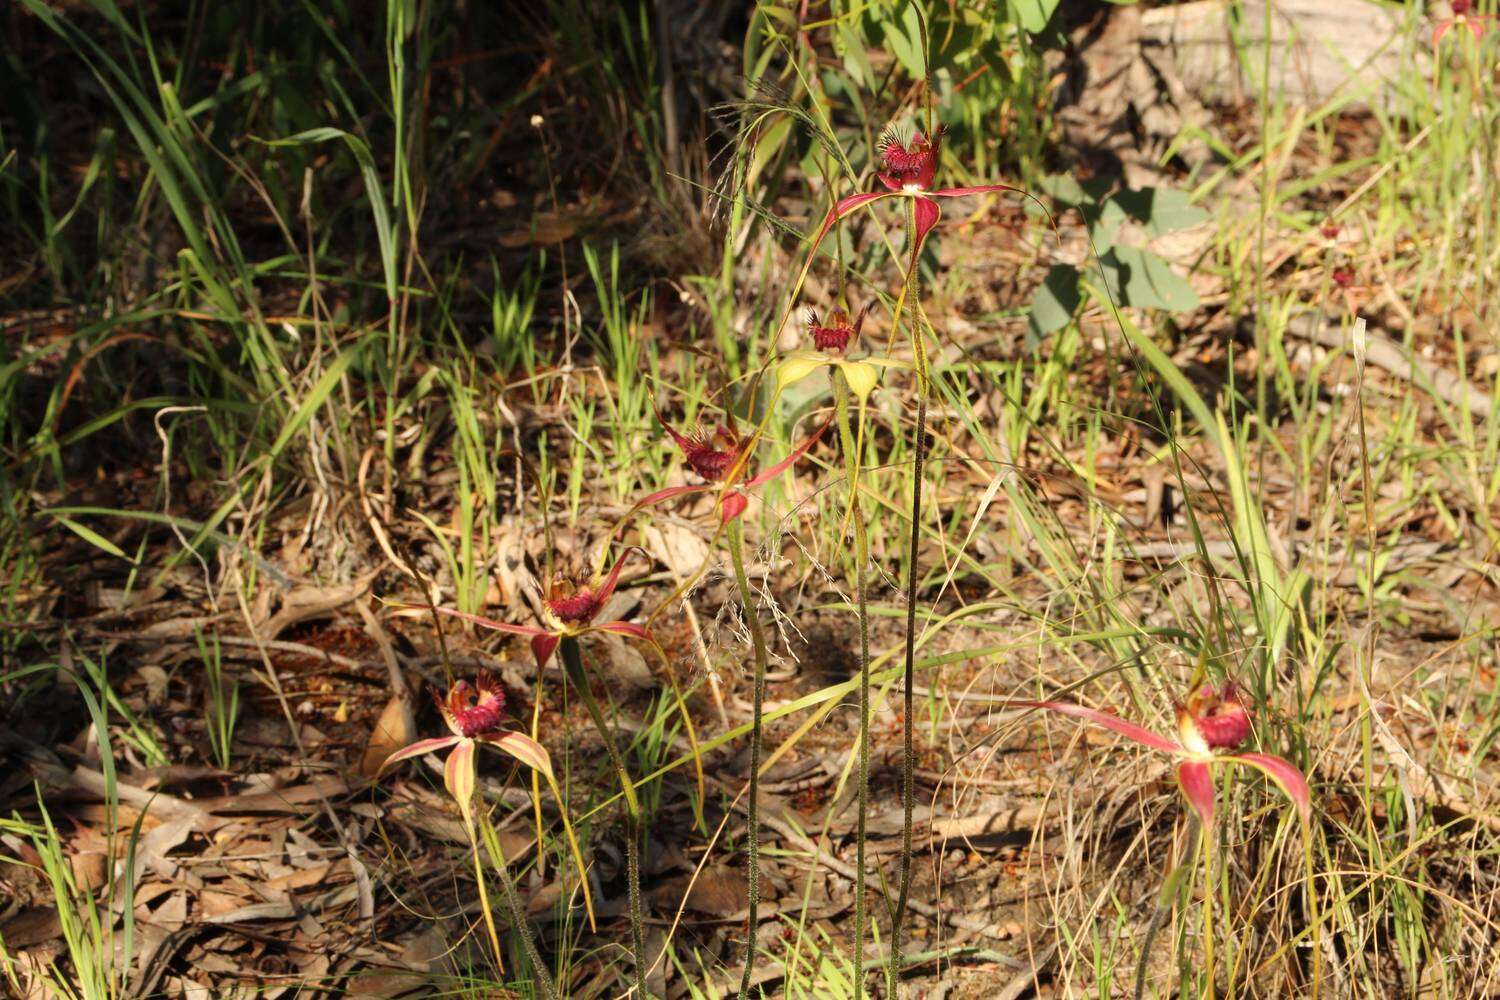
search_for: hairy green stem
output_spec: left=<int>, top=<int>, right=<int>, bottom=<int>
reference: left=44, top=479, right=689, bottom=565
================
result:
left=1132, top=812, right=1199, bottom=1000
left=888, top=195, right=930, bottom=998
left=560, top=635, right=650, bottom=999
left=727, top=516, right=768, bottom=1000
left=479, top=817, right=560, bottom=1000
left=833, top=371, right=872, bottom=997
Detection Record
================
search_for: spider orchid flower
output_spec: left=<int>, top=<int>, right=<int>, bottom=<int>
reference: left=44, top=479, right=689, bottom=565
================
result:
left=641, top=402, right=830, bottom=525
left=784, top=120, right=1026, bottom=325
left=378, top=674, right=553, bottom=828
left=775, top=304, right=907, bottom=406
left=1434, top=0, right=1495, bottom=48
left=391, top=548, right=656, bottom=669
left=1013, top=683, right=1311, bottom=829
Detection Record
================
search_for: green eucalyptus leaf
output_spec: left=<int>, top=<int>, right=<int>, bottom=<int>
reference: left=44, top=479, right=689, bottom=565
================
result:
left=1095, top=246, right=1199, bottom=312
left=1007, top=0, right=1060, bottom=34
left=1108, top=187, right=1210, bottom=236
left=1028, top=264, right=1083, bottom=344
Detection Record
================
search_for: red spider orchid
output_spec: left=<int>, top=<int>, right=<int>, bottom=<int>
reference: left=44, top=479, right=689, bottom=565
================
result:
left=392, top=548, right=655, bottom=669
left=1013, top=682, right=1310, bottom=829
left=1434, top=0, right=1495, bottom=48
left=776, top=304, right=907, bottom=408
left=783, top=119, right=1027, bottom=331
left=642, top=401, right=830, bottom=525
left=377, top=674, right=553, bottom=828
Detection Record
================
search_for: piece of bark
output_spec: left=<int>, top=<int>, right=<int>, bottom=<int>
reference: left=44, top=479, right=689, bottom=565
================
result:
left=1140, top=0, right=1427, bottom=110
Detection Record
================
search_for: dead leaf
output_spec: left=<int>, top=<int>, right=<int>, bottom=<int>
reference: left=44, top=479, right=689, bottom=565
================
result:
left=260, top=568, right=380, bottom=639
left=0, top=907, right=61, bottom=948
left=651, top=866, right=747, bottom=916
left=497, top=211, right=579, bottom=248
left=360, top=695, right=417, bottom=777
left=643, top=523, right=710, bottom=579
left=69, top=851, right=108, bottom=892
left=264, top=861, right=333, bottom=892
left=586, top=630, right=653, bottom=691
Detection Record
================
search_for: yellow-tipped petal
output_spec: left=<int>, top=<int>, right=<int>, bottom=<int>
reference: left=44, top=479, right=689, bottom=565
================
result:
left=776, top=352, right=828, bottom=390
left=839, top=359, right=881, bottom=403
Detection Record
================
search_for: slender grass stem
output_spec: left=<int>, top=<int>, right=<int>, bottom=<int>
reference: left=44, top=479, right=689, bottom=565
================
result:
left=727, top=516, right=768, bottom=1000
left=471, top=838, right=507, bottom=977
left=889, top=194, right=929, bottom=999
left=833, top=370, right=871, bottom=998
left=559, top=635, right=650, bottom=999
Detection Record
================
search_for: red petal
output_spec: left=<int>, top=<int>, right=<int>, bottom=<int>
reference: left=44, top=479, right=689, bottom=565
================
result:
left=377, top=736, right=461, bottom=775
left=444, top=739, right=478, bottom=828
left=1177, top=760, right=1216, bottom=828
left=926, top=183, right=1029, bottom=199
left=651, top=397, right=697, bottom=453
left=530, top=633, right=561, bottom=669
left=745, top=417, right=832, bottom=487
left=401, top=604, right=550, bottom=638
left=913, top=197, right=941, bottom=254
left=595, top=620, right=653, bottom=643
left=592, top=546, right=641, bottom=609
left=851, top=301, right=870, bottom=339
left=1224, top=752, right=1312, bottom=824
left=475, top=730, right=554, bottom=780
left=834, top=191, right=888, bottom=218
left=632, top=484, right=710, bottom=510
left=1009, top=700, right=1182, bottom=753
left=784, top=192, right=896, bottom=337
left=807, top=193, right=888, bottom=264
left=718, top=491, right=749, bottom=524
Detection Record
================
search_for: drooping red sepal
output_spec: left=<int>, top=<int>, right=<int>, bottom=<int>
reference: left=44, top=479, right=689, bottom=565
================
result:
left=912, top=197, right=941, bottom=255
left=1177, top=759, right=1216, bottom=828
left=531, top=632, right=561, bottom=670
left=718, top=491, right=750, bottom=524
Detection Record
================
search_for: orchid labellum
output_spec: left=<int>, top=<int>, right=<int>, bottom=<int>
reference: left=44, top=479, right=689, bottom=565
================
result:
left=1013, top=682, right=1311, bottom=829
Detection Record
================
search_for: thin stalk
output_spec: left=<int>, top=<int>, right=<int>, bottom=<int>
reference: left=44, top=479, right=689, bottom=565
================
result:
left=727, top=515, right=769, bottom=1000
left=1201, top=818, right=1216, bottom=1000
left=559, top=635, right=650, bottom=999
left=1133, top=812, right=1200, bottom=1000
left=477, top=814, right=560, bottom=1000
left=1354, top=319, right=1378, bottom=839
left=889, top=193, right=930, bottom=998
left=833, top=370, right=871, bottom=998
left=471, top=839, right=506, bottom=976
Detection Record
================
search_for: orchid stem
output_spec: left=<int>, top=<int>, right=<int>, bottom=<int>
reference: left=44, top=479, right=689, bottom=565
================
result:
left=727, top=515, right=768, bottom=1000
left=888, top=192, right=930, bottom=1000
left=1201, top=816, right=1217, bottom=1000
left=1132, top=812, right=1199, bottom=1000
left=477, top=814, right=560, bottom=1000
left=559, top=635, right=650, bottom=999
left=833, top=371, right=872, bottom=998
